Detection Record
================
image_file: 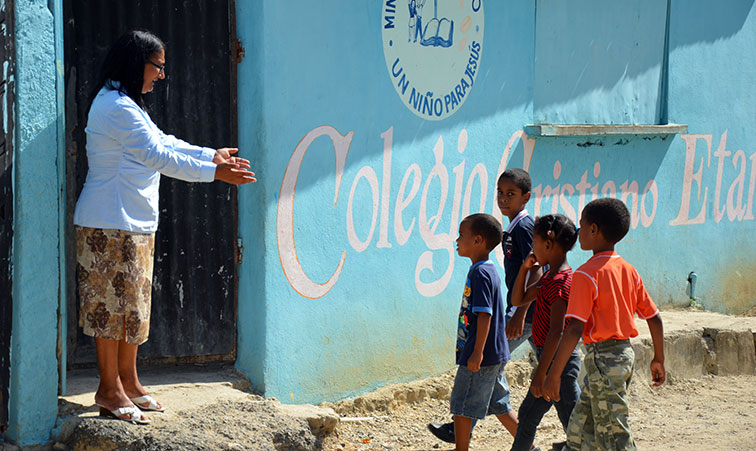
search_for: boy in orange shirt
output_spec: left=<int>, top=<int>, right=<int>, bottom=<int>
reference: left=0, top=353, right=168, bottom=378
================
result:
left=542, top=198, right=665, bottom=450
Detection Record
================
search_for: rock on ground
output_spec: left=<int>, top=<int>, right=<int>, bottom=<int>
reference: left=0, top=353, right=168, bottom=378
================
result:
left=63, top=396, right=321, bottom=451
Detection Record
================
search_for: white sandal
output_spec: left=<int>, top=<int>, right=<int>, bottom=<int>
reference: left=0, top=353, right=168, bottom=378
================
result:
left=130, top=394, right=165, bottom=412
left=96, top=403, right=150, bottom=424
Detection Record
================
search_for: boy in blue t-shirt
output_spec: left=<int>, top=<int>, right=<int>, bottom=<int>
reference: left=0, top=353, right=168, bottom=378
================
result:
left=450, top=213, right=517, bottom=451
left=430, top=169, right=538, bottom=445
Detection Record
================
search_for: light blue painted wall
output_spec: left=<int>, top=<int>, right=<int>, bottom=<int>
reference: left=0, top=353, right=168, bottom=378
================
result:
left=534, top=0, right=668, bottom=125
left=236, top=0, right=267, bottom=393
left=526, top=0, right=756, bottom=314
left=234, top=0, right=756, bottom=404
left=519, top=0, right=756, bottom=312
left=662, top=0, right=756, bottom=313
left=236, top=0, right=535, bottom=404
left=7, top=0, right=62, bottom=445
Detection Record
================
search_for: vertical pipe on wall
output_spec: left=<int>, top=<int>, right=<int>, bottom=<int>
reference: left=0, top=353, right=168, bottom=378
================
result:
left=658, top=0, right=671, bottom=124
left=533, top=0, right=538, bottom=121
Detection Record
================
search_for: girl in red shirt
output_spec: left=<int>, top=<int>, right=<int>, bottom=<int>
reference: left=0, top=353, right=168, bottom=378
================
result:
left=509, top=214, right=580, bottom=451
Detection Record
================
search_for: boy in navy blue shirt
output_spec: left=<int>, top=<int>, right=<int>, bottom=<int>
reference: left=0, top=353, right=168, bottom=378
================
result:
left=498, top=168, right=536, bottom=350
left=450, top=213, right=517, bottom=451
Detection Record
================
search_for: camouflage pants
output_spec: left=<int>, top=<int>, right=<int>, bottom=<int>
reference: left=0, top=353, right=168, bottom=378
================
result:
left=566, top=339, right=635, bottom=451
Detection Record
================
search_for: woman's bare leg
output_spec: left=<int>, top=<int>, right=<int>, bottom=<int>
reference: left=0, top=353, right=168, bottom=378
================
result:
left=93, top=337, right=131, bottom=409
left=118, top=339, right=162, bottom=410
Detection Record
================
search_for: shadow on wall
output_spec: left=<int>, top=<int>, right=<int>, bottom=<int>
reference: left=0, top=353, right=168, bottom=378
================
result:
left=251, top=0, right=756, bottom=194
left=533, top=0, right=754, bottom=112
left=529, top=133, right=674, bottom=223
left=670, top=0, right=756, bottom=48
left=253, top=1, right=534, bottom=158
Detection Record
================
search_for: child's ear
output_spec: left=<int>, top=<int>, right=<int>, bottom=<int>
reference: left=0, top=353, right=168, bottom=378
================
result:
left=590, top=223, right=599, bottom=236
left=523, top=191, right=531, bottom=204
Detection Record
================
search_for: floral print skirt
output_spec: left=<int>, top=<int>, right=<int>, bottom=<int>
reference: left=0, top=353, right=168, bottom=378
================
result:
left=76, top=226, right=155, bottom=345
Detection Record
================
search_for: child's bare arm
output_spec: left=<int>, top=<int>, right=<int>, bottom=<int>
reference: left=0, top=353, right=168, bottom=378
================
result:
left=530, top=298, right=567, bottom=398
left=511, top=252, right=541, bottom=307
left=505, top=306, right=527, bottom=339
left=468, top=312, right=492, bottom=372
left=543, top=319, right=583, bottom=402
left=507, top=254, right=541, bottom=340
left=647, top=314, right=666, bottom=386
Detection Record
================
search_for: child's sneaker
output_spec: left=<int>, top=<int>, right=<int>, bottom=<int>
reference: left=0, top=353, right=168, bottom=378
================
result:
left=426, top=422, right=455, bottom=443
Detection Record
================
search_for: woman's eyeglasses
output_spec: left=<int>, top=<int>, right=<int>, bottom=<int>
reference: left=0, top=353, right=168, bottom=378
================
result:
left=147, top=60, right=165, bottom=75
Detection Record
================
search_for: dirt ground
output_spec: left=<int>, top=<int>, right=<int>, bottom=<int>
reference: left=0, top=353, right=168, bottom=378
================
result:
left=321, top=371, right=756, bottom=450
left=320, top=309, right=756, bottom=450
left=23, top=309, right=756, bottom=450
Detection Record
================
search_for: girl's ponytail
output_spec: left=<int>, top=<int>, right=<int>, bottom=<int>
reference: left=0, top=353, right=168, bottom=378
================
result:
left=534, top=214, right=578, bottom=251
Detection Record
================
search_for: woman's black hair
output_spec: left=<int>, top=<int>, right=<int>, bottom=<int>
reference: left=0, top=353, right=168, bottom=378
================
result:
left=88, top=30, right=165, bottom=113
left=533, top=214, right=578, bottom=252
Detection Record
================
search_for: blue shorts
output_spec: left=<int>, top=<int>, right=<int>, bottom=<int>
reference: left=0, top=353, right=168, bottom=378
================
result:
left=450, top=362, right=512, bottom=420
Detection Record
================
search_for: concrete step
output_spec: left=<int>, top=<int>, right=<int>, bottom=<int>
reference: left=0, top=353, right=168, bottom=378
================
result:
left=631, top=310, right=756, bottom=380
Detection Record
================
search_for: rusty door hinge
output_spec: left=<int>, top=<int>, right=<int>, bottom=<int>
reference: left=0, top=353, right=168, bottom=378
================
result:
left=233, top=39, right=245, bottom=64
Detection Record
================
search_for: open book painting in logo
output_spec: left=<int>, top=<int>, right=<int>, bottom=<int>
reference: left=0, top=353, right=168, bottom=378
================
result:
left=421, top=17, right=453, bottom=48
left=382, top=0, right=484, bottom=120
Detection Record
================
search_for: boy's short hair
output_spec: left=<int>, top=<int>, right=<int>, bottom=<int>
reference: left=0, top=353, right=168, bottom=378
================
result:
left=582, top=198, right=631, bottom=244
left=464, top=213, right=503, bottom=251
left=498, top=168, right=531, bottom=194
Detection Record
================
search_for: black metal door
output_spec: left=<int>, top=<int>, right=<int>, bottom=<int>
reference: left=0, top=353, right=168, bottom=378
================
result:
left=64, top=0, right=239, bottom=365
left=0, top=0, right=14, bottom=431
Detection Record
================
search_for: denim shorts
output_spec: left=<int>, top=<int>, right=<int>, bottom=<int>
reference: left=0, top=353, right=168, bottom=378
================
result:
left=450, top=362, right=512, bottom=420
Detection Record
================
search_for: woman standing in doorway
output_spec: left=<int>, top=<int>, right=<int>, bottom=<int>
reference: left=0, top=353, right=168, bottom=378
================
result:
left=73, top=30, right=255, bottom=424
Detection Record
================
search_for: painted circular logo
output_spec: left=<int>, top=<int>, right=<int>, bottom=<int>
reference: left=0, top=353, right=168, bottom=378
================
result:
left=381, top=0, right=484, bottom=121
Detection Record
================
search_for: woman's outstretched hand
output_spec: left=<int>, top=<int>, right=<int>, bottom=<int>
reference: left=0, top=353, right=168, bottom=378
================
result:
left=215, top=161, right=256, bottom=185
left=213, top=147, right=250, bottom=166
left=213, top=147, right=257, bottom=185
